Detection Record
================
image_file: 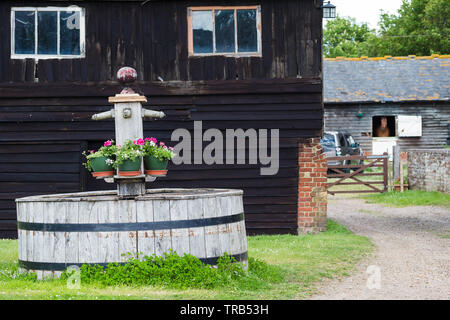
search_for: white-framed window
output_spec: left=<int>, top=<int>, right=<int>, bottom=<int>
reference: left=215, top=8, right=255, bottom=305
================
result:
left=11, top=6, right=85, bottom=59
left=187, top=6, right=262, bottom=57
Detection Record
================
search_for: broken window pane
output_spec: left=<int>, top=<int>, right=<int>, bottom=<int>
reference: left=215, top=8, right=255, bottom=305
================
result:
left=215, top=10, right=235, bottom=53
left=14, top=11, right=35, bottom=54
left=237, top=9, right=257, bottom=52
left=60, top=11, right=80, bottom=55
left=193, top=10, right=213, bottom=54
left=38, top=11, right=57, bottom=54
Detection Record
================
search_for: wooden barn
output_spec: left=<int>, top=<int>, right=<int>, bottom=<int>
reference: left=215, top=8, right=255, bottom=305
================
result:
left=0, top=0, right=327, bottom=238
left=324, top=55, right=450, bottom=156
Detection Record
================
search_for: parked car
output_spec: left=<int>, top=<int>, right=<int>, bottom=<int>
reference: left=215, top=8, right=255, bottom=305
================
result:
left=320, top=131, right=363, bottom=173
left=320, top=133, right=340, bottom=167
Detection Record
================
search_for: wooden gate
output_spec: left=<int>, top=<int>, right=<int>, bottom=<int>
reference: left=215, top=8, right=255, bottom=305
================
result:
left=326, top=153, right=389, bottom=195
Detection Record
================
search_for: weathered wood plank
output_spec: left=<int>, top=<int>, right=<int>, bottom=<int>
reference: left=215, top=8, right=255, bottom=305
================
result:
left=0, top=79, right=321, bottom=98
left=118, top=200, right=137, bottom=262
left=32, top=202, right=44, bottom=280
left=97, top=200, right=119, bottom=263
left=169, top=200, right=190, bottom=256
left=218, top=196, right=232, bottom=257
left=65, top=201, right=79, bottom=268
left=203, top=196, right=220, bottom=260
left=17, top=202, right=26, bottom=273
left=78, top=202, right=99, bottom=263
left=136, top=200, right=155, bottom=259
left=52, top=202, right=66, bottom=264
left=153, top=199, right=171, bottom=256
left=187, top=198, right=206, bottom=260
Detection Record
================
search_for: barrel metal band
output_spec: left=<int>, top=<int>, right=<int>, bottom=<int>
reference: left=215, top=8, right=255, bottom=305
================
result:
left=17, top=212, right=244, bottom=232
left=18, top=252, right=248, bottom=271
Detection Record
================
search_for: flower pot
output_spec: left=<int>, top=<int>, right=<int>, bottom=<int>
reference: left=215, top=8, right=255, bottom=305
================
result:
left=90, top=156, right=114, bottom=177
left=394, top=184, right=409, bottom=192
left=117, top=157, right=142, bottom=176
left=144, top=155, right=168, bottom=176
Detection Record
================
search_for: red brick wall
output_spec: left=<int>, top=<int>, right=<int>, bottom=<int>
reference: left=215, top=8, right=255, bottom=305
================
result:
left=298, top=138, right=328, bottom=233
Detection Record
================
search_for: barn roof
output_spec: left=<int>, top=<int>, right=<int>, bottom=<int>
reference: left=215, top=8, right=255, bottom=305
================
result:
left=323, top=54, right=450, bottom=103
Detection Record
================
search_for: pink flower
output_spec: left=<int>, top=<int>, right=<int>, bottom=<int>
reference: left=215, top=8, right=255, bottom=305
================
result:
left=169, top=147, right=174, bottom=151
left=159, top=142, right=165, bottom=146
left=104, top=140, right=112, bottom=147
left=90, top=150, right=95, bottom=154
left=145, top=137, right=158, bottom=143
left=136, top=138, right=145, bottom=146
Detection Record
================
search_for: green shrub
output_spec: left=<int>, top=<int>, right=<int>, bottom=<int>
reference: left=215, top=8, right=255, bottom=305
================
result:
left=60, top=250, right=282, bottom=290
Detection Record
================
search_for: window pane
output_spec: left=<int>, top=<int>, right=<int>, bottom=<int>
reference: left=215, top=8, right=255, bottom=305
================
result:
left=14, top=11, right=35, bottom=54
left=237, top=9, right=257, bottom=52
left=192, top=10, right=213, bottom=54
left=38, top=11, right=57, bottom=54
left=60, top=11, right=80, bottom=55
left=345, top=135, right=355, bottom=145
left=215, top=10, right=235, bottom=53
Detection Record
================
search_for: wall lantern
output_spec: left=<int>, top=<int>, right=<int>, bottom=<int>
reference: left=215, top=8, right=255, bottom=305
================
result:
left=316, top=0, right=336, bottom=19
left=357, top=105, right=364, bottom=118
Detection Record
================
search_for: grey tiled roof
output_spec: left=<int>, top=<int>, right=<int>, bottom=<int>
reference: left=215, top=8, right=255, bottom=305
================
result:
left=323, top=55, right=450, bottom=103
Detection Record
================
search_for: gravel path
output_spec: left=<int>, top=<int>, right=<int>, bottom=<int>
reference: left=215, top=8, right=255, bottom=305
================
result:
left=311, top=196, right=450, bottom=300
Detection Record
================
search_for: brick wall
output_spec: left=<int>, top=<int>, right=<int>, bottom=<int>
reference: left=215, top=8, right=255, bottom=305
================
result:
left=298, top=138, right=328, bottom=233
left=408, top=149, right=449, bottom=193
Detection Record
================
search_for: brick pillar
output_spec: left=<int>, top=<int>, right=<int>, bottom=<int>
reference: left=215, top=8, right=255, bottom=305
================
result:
left=297, top=138, right=328, bottom=234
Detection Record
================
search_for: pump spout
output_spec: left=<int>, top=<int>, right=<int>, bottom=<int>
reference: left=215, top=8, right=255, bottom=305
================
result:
left=142, top=109, right=165, bottom=119
left=92, top=109, right=115, bottom=121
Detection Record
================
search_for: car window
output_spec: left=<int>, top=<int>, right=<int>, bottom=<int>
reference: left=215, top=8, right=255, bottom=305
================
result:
left=345, top=135, right=355, bottom=145
left=321, top=134, right=335, bottom=145
left=339, top=134, right=346, bottom=146
left=321, top=134, right=336, bottom=150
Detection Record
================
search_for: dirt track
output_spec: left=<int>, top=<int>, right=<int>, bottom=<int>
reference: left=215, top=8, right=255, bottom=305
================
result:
left=310, top=196, right=450, bottom=300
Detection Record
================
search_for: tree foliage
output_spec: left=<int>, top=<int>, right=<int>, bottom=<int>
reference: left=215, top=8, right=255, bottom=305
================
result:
left=323, top=16, right=375, bottom=57
left=323, top=0, right=450, bottom=57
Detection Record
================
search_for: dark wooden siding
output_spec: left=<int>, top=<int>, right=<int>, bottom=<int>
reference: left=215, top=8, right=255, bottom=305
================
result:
left=0, top=142, right=87, bottom=238
left=0, top=79, right=323, bottom=238
left=0, top=0, right=322, bottom=83
left=324, top=102, right=450, bottom=153
left=0, top=0, right=324, bottom=237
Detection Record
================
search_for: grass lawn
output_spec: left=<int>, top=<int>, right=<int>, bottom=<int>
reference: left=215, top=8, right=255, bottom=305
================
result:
left=362, top=190, right=450, bottom=208
left=0, top=219, right=373, bottom=300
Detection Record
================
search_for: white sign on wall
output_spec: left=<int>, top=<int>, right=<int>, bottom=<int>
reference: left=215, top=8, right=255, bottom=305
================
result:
left=397, top=115, right=422, bottom=137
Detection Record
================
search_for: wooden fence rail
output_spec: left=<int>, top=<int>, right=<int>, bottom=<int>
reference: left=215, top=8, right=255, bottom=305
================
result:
left=326, top=153, right=389, bottom=195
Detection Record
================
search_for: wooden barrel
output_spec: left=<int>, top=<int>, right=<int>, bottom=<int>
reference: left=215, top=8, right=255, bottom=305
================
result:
left=16, top=188, right=247, bottom=279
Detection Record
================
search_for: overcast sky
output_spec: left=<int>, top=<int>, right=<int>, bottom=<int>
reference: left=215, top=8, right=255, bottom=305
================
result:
left=328, top=0, right=404, bottom=30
